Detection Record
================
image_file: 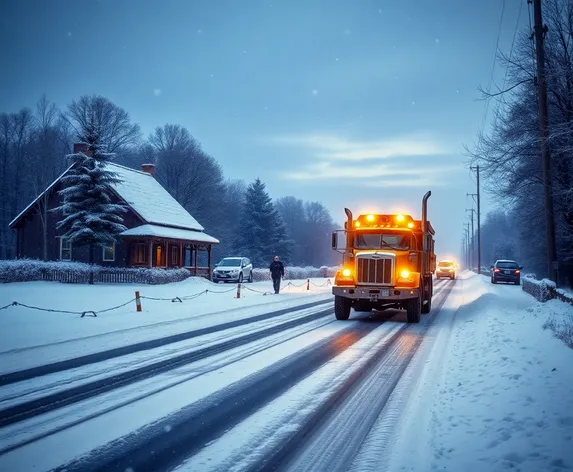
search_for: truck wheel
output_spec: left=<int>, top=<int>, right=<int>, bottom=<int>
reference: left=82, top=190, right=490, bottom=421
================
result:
left=334, top=296, right=352, bottom=320
left=405, top=295, right=421, bottom=323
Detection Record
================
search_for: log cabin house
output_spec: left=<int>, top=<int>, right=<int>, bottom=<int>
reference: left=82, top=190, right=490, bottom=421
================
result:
left=9, top=144, right=219, bottom=278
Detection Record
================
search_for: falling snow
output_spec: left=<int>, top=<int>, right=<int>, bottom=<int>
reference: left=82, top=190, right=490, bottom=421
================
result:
left=153, top=89, right=162, bottom=96
left=311, top=89, right=318, bottom=96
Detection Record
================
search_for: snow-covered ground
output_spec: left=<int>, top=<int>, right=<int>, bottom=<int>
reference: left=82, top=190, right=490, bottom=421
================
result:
left=0, top=277, right=332, bottom=372
left=375, top=272, right=573, bottom=472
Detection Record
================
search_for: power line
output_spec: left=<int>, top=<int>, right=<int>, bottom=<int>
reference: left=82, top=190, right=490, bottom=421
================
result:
left=492, top=0, right=524, bottom=125
left=479, top=0, right=507, bottom=138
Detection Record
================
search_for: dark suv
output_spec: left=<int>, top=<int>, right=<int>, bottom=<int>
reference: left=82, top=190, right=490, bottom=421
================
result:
left=490, top=260, right=522, bottom=285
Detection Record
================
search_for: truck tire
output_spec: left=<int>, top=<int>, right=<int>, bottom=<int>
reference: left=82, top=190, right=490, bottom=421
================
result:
left=334, top=295, right=352, bottom=320
left=405, top=295, right=421, bottom=323
left=421, top=277, right=432, bottom=314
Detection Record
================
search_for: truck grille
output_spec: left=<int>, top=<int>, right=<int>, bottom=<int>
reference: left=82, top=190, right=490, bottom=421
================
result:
left=356, top=256, right=393, bottom=285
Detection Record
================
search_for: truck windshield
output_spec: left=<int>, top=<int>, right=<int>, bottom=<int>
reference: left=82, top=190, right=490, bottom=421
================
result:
left=354, top=232, right=411, bottom=250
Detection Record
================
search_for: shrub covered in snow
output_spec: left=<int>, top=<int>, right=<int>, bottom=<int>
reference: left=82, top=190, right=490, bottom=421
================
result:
left=252, top=265, right=339, bottom=282
left=522, top=275, right=573, bottom=308
left=0, top=259, right=191, bottom=285
left=522, top=276, right=557, bottom=302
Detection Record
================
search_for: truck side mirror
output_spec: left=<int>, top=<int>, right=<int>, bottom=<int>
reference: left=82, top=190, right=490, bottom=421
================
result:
left=332, top=231, right=338, bottom=250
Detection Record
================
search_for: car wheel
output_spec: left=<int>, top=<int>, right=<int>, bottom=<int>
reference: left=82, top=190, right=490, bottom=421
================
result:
left=491, top=277, right=496, bottom=284
left=248, top=271, right=253, bottom=283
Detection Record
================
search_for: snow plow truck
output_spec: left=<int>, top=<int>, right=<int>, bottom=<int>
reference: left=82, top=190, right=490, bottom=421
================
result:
left=331, top=191, right=436, bottom=323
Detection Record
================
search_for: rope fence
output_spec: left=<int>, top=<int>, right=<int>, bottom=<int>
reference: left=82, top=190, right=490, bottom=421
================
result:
left=0, top=278, right=332, bottom=318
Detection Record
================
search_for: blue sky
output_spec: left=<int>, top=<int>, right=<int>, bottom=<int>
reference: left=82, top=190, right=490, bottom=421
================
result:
left=0, top=0, right=528, bottom=261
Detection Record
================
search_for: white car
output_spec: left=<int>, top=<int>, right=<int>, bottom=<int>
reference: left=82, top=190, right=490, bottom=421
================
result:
left=436, top=260, right=456, bottom=279
left=213, top=257, right=253, bottom=283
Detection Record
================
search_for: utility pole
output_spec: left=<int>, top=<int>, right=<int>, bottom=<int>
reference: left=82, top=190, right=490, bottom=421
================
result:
left=466, top=208, right=476, bottom=271
left=469, top=164, right=481, bottom=273
left=532, top=0, right=558, bottom=283
left=464, top=224, right=470, bottom=270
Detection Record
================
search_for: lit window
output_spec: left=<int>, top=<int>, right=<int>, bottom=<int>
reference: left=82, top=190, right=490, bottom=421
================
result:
left=102, top=242, right=115, bottom=261
left=60, top=237, right=72, bottom=261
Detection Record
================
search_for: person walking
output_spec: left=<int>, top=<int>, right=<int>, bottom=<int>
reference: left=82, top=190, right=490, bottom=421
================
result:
left=269, top=255, right=285, bottom=294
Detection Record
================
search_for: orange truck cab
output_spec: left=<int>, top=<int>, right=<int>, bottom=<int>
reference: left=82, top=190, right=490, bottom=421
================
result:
left=331, top=191, right=436, bottom=323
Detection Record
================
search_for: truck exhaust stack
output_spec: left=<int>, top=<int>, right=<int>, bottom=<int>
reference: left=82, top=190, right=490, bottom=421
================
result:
left=422, top=191, right=431, bottom=250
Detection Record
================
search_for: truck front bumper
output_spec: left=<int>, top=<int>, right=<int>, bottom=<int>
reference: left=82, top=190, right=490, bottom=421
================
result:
left=332, top=286, right=420, bottom=300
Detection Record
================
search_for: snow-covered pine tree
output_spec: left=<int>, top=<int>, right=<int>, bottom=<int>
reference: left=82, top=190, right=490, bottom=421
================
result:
left=234, top=178, right=292, bottom=267
left=55, top=123, right=126, bottom=283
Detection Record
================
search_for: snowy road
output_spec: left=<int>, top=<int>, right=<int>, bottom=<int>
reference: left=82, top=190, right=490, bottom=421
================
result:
left=2, top=274, right=569, bottom=472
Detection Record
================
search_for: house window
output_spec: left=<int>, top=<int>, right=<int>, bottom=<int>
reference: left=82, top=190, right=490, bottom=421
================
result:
left=184, top=246, right=192, bottom=266
left=155, top=245, right=165, bottom=266
left=135, top=243, right=147, bottom=263
left=102, top=242, right=115, bottom=261
left=59, top=237, right=72, bottom=261
left=171, top=246, right=179, bottom=265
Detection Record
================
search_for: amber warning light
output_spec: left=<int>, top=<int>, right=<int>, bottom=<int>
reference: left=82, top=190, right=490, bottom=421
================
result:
left=355, top=214, right=415, bottom=229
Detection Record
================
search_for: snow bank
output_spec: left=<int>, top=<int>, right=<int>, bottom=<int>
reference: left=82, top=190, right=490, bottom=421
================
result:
left=0, top=276, right=333, bottom=361
left=0, top=259, right=190, bottom=285
left=383, top=273, right=573, bottom=472
left=542, top=299, right=573, bottom=349
left=0, top=259, right=338, bottom=285
left=252, top=265, right=338, bottom=282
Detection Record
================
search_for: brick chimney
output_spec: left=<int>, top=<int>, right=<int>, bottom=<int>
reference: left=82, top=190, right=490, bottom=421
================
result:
left=141, top=163, right=155, bottom=177
left=73, top=142, right=93, bottom=156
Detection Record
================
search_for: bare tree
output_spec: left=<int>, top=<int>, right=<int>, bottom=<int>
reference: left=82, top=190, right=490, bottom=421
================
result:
left=149, top=124, right=227, bottom=236
left=469, top=0, right=573, bottom=282
left=65, top=95, right=141, bottom=153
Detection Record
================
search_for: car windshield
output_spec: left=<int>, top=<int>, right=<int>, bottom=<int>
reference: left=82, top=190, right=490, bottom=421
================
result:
left=218, top=258, right=242, bottom=267
left=438, top=261, right=453, bottom=267
left=354, top=232, right=411, bottom=250
left=497, top=261, right=519, bottom=269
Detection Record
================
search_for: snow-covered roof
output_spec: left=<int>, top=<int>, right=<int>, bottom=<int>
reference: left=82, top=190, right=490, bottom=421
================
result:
left=121, top=224, right=219, bottom=244
left=109, top=164, right=204, bottom=231
left=10, top=162, right=208, bottom=236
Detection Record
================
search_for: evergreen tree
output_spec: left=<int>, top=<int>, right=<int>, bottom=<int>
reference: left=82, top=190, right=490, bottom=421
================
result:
left=55, top=122, right=126, bottom=282
left=234, top=178, right=292, bottom=267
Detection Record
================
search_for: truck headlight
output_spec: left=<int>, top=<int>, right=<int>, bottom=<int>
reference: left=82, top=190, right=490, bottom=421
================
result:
left=400, top=269, right=410, bottom=279
left=342, top=268, right=352, bottom=277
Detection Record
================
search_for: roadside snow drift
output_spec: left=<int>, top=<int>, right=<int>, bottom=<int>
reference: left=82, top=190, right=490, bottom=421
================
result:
left=377, top=273, right=573, bottom=472
left=0, top=277, right=332, bottom=372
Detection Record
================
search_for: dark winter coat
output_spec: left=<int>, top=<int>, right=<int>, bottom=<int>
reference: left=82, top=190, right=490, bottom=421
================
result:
left=270, top=260, right=285, bottom=279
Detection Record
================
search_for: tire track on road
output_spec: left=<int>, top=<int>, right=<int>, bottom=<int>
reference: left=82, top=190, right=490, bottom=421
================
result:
left=0, top=299, right=331, bottom=387
left=0, top=304, right=334, bottom=428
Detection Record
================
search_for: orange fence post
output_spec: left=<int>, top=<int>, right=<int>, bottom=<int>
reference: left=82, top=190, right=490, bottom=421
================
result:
left=307, top=278, right=310, bottom=291
left=135, top=291, right=142, bottom=312
left=236, top=283, right=241, bottom=299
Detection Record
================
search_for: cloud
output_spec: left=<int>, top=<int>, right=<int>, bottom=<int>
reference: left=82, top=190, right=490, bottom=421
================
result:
left=283, top=160, right=458, bottom=182
left=265, top=132, right=456, bottom=186
left=267, top=133, right=447, bottom=161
